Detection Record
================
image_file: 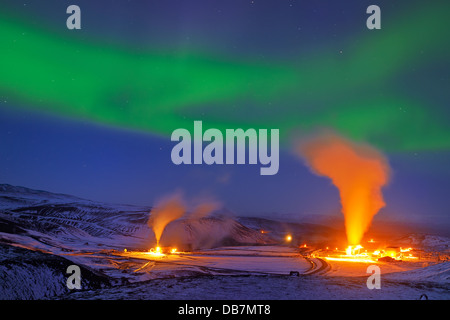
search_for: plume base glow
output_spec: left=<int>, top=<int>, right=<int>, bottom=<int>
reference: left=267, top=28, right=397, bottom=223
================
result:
left=319, top=244, right=418, bottom=263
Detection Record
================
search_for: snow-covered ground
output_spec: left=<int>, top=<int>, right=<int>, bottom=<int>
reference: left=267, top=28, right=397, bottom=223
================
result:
left=1, top=184, right=449, bottom=300
left=118, top=246, right=311, bottom=277
left=2, top=241, right=448, bottom=300
left=384, top=261, right=450, bottom=283
left=62, top=273, right=449, bottom=300
left=325, top=259, right=432, bottom=277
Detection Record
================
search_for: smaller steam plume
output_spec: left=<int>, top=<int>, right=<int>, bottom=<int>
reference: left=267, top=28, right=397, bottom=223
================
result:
left=295, top=131, right=391, bottom=245
left=148, top=192, right=186, bottom=246
left=189, top=200, right=222, bottom=220
left=148, top=192, right=222, bottom=246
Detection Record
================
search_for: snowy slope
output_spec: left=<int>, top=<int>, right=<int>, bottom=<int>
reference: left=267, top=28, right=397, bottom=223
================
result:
left=0, top=243, right=110, bottom=299
left=0, top=184, right=277, bottom=253
left=0, top=184, right=283, bottom=298
left=237, top=216, right=338, bottom=244
left=394, top=233, right=450, bottom=252
left=384, top=261, right=450, bottom=284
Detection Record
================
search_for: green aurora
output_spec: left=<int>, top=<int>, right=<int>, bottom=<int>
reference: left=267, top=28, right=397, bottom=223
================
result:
left=1, top=3, right=449, bottom=151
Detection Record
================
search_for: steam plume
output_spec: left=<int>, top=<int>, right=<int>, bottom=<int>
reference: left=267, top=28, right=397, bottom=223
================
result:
left=148, top=192, right=222, bottom=246
left=189, top=200, right=222, bottom=220
left=295, top=132, right=391, bottom=245
left=148, top=192, right=186, bottom=245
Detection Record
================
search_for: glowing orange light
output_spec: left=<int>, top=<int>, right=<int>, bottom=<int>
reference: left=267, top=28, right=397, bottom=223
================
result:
left=321, top=245, right=418, bottom=263
left=147, top=246, right=165, bottom=257
left=346, top=245, right=363, bottom=255
left=325, top=256, right=374, bottom=263
left=324, top=245, right=375, bottom=263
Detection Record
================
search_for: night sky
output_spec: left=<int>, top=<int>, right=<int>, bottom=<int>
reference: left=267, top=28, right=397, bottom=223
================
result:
left=0, top=1, right=449, bottom=229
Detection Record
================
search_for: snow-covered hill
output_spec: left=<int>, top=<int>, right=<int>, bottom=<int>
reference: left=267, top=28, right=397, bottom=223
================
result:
left=384, top=261, right=450, bottom=284
left=394, top=233, right=450, bottom=252
left=0, top=243, right=109, bottom=299
left=0, top=184, right=280, bottom=299
left=237, top=216, right=338, bottom=245
left=0, top=184, right=278, bottom=253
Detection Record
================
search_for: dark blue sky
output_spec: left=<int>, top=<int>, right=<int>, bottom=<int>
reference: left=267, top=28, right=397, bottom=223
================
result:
left=1, top=105, right=449, bottom=228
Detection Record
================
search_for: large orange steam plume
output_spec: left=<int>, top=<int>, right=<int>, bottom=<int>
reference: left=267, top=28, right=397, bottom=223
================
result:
left=295, top=132, right=391, bottom=245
